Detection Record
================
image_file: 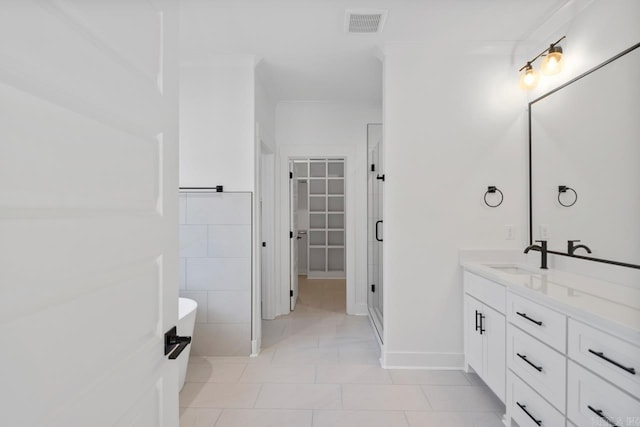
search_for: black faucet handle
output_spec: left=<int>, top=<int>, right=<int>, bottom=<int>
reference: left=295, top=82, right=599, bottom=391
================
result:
left=568, top=239, right=580, bottom=243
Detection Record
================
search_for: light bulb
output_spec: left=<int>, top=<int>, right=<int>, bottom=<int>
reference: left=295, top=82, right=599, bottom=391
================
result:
left=541, top=45, right=563, bottom=75
left=519, top=64, right=539, bottom=90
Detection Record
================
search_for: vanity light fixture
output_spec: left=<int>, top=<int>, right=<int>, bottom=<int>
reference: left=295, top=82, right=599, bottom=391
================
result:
left=518, top=36, right=566, bottom=89
left=519, top=62, right=539, bottom=89
left=541, top=43, right=564, bottom=75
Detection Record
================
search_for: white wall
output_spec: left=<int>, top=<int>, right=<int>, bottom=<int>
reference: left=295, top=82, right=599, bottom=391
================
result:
left=381, top=0, right=640, bottom=368
left=255, top=67, right=277, bottom=329
left=383, top=48, right=529, bottom=367
left=274, top=102, right=382, bottom=316
left=179, top=55, right=261, bottom=353
left=180, top=56, right=255, bottom=191
left=255, top=67, right=277, bottom=153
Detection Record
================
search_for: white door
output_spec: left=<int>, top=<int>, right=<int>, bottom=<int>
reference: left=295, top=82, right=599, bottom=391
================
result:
left=289, top=161, right=299, bottom=310
left=0, top=1, right=179, bottom=426
left=465, top=295, right=484, bottom=376
left=484, top=307, right=506, bottom=402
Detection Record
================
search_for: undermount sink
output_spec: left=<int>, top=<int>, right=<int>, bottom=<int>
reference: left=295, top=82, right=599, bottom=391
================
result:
left=484, top=265, right=536, bottom=275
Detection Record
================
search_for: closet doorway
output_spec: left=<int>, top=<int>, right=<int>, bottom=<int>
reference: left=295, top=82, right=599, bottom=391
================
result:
left=290, top=158, right=346, bottom=312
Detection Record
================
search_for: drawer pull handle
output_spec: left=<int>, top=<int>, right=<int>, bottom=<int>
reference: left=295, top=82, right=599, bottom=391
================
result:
left=588, top=405, right=619, bottom=427
left=588, top=349, right=636, bottom=375
left=475, top=310, right=480, bottom=331
left=517, top=353, right=543, bottom=372
left=479, top=313, right=485, bottom=335
left=516, top=402, right=542, bottom=426
left=516, top=311, right=543, bottom=326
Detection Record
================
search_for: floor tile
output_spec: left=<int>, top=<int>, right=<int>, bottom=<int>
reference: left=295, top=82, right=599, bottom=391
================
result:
left=180, top=277, right=506, bottom=427
left=178, top=408, right=222, bottom=427
left=179, top=383, right=261, bottom=408
left=389, top=369, right=471, bottom=385
left=338, top=348, right=380, bottom=365
left=214, top=409, right=312, bottom=427
left=185, top=361, right=247, bottom=383
left=405, top=411, right=504, bottom=427
left=313, top=410, right=410, bottom=427
left=271, top=347, right=339, bottom=365
left=463, top=371, right=485, bottom=386
left=335, top=317, right=376, bottom=338
left=316, top=365, right=392, bottom=384
left=239, top=364, right=315, bottom=383
left=254, top=384, right=342, bottom=409
left=266, top=334, right=320, bottom=349
left=342, top=384, right=431, bottom=411
left=318, top=335, right=377, bottom=349
left=420, top=385, right=504, bottom=412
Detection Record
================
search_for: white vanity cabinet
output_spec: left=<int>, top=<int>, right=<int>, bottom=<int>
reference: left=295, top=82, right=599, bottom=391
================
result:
left=505, top=294, right=567, bottom=423
left=461, top=262, right=640, bottom=427
left=463, top=272, right=506, bottom=403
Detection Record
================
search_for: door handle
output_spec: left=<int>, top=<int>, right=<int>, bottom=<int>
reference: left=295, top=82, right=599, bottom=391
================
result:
left=375, top=220, right=383, bottom=242
left=164, top=326, right=192, bottom=360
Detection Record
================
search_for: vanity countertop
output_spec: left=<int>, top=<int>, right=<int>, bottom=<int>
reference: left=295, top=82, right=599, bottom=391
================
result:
left=462, top=262, right=640, bottom=342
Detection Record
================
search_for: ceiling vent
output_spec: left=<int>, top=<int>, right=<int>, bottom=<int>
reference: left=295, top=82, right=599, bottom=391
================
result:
left=345, top=9, right=387, bottom=33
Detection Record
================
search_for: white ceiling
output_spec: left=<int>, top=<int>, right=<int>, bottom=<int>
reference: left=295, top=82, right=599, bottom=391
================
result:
left=180, top=0, right=575, bottom=105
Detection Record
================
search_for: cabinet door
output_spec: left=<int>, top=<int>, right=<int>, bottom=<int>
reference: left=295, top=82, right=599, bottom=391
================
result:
left=465, top=295, right=484, bottom=376
left=484, top=305, right=506, bottom=402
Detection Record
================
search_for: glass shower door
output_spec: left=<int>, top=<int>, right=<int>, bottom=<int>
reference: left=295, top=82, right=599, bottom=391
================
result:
left=367, top=124, right=384, bottom=341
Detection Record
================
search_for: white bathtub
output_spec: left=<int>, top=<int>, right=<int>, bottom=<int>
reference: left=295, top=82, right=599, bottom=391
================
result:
left=177, top=297, right=197, bottom=391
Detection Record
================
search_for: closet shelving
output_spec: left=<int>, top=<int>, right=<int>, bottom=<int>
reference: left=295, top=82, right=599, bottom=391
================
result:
left=294, top=158, right=345, bottom=278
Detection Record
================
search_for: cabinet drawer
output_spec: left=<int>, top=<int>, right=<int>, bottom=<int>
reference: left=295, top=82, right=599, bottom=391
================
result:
left=507, top=292, right=566, bottom=352
left=568, top=319, right=640, bottom=398
left=464, top=271, right=505, bottom=314
left=507, top=324, right=566, bottom=411
left=568, top=361, right=640, bottom=427
left=508, top=371, right=565, bottom=427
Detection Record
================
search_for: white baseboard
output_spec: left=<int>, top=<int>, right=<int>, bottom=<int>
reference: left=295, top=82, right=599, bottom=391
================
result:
left=250, top=339, right=260, bottom=357
left=306, top=271, right=346, bottom=279
left=382, top=351, right=464, bottom=369
left=347, top=302, right=368, bottom=316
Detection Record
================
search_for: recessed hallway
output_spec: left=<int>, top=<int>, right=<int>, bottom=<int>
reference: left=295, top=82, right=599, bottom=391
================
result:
left=179, top=277, right=504, bottom=426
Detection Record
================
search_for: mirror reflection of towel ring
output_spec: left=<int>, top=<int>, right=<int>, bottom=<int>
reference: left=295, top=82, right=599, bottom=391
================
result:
left=558, top=185, right=577, bottom=207
left=484, top=186, right=503, bottom=208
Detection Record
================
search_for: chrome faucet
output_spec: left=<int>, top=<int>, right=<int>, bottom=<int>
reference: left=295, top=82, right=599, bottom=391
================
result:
left=568, top=240, right=592, bottom=255
left=524, top=240, right=548, bottom=269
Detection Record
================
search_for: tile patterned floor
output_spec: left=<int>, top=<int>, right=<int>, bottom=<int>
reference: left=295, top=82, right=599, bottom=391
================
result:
left=180, top=277, right=505, bottom=427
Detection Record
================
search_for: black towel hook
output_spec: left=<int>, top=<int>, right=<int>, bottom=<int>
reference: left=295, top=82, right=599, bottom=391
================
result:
left=558, top=185, right=577, bottom=207
left=484, top=186, right=503, bottom=208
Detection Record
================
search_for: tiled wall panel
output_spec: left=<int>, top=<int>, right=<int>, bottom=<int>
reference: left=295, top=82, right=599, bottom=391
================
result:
left=179, top=192, right=251, bottom=356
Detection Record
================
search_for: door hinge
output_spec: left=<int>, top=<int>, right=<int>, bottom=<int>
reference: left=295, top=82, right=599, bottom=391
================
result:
left=290, top=231, right=293, bottom=238
left=371, top=164, right=375, bottom=172
left=371, top=284, right=376, bottom=293
left=290, top=290, right=294, bottom=297
left=262, top=241, right=266, bottom=247
left=289, top=172, right=293, bottom=179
